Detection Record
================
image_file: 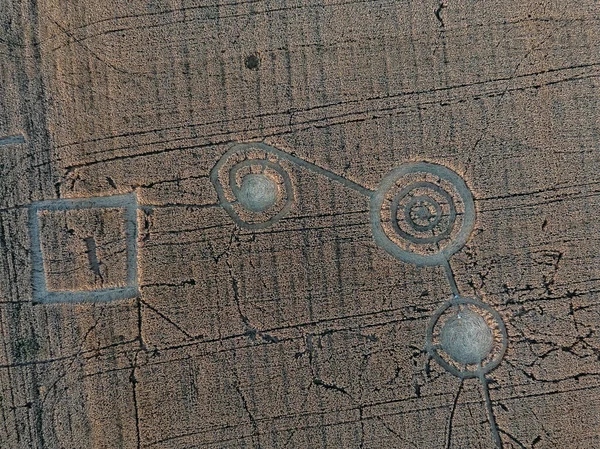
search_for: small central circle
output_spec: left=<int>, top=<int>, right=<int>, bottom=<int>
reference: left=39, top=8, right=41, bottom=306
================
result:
left=440, top=309, right=494, bottom=365
left=410, top=201, right=436, bottom=226
left=399, top=194, right=443, bottom=234
left=237, top=174, right=278, bottom=212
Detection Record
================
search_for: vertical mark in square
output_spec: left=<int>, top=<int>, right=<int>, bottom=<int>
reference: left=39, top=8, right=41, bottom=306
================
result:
left=83, top=237, right=103, bottom=284
left=29, top=193, right=140, bottom=303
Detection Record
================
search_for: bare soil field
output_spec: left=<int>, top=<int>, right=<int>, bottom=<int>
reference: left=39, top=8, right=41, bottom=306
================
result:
left=1, top=1, right=599, bottom=448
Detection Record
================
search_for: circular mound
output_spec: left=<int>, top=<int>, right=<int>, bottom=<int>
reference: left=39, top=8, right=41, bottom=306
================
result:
left=237, top=174, right=278, bottom=212
left=370, top=162, right=475, bottom=266
left=210, top=142, right=294, bottom=229
left=439, top=309, right=494, bottom=365
left=425, top=296, right=507, bottom=379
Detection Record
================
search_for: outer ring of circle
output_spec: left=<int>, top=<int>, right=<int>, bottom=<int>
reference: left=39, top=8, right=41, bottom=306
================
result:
left=425, top=296, right=508, bottom=379
left=370, top=162, right=475, bottom=266
left=210, top=143, right=294, bottom=230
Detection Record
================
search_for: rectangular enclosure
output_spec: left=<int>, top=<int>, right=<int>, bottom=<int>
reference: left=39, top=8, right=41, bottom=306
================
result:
left=29, top=193, right=139, bottom=303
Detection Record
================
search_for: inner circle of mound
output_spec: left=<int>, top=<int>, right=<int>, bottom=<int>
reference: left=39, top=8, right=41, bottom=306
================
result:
left=425, top=296, right=508, bottom=378
left=439, top=308, right=494, bottom=365
left=237, top=174, right=278, bottom=212
left=210, top=142, right=295, bottom=229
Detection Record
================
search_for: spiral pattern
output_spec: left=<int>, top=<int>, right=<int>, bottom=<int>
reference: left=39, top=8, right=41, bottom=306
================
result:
left=211, top=143, right=294, bottom=229
left=370, top=162, right=475, bottom=266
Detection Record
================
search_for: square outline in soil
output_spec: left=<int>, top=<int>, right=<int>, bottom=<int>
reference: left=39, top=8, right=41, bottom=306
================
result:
left=29, top=193, right=139, bottom=303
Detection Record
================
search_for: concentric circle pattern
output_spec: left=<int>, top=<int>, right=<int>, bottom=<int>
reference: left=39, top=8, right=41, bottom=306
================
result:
left=210, top=143, right=294, bottom=229
left=370, top=162, right=475, bottom=266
